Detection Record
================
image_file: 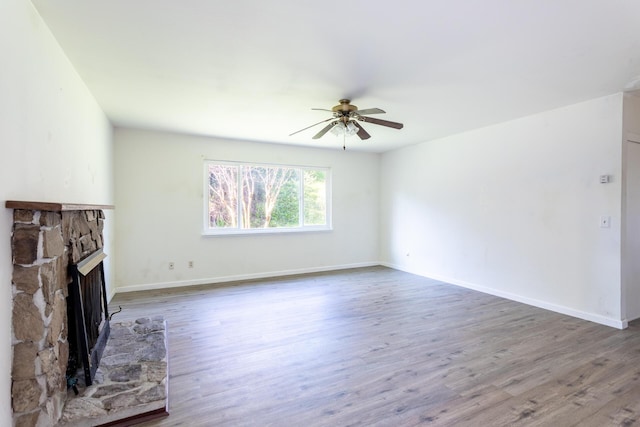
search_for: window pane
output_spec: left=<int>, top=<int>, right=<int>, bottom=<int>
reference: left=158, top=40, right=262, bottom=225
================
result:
left=303, top=170, right=327, bottom=226
left=270, top=170, right=300, bottom=227
left=242, top=166, right=298, bottom=228
left=208, top=165, right=238, bottom=228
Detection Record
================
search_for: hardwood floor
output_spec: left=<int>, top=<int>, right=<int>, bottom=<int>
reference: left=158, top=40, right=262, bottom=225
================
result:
left=109, top=266, right=640, bottom=426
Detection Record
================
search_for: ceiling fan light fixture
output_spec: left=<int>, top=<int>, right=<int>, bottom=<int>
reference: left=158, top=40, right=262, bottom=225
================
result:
left=346, top=121, right=359, bottom=135
left=330, top=122, right=345, bottom=136
left=330, top=121, right=359, bottom=137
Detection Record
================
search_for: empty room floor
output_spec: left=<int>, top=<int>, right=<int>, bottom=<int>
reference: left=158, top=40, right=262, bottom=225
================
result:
left=109, top=266, right=640, bottom=427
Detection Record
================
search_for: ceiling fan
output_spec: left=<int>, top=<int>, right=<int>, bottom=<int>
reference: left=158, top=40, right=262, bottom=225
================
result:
left=290, top=99, right=403, bottom=148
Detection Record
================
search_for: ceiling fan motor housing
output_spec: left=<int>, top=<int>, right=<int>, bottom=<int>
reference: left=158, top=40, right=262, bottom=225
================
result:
left=332, top=99, right=358, bottom=123
left=332, top=99, right=358, bottom=113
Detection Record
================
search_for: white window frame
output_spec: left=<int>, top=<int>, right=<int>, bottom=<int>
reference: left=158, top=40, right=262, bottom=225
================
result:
left=203, top=160, right=332, bottom=235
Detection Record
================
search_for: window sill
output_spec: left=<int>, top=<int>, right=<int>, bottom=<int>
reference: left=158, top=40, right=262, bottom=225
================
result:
left=202, top=226, right=332, bottom=237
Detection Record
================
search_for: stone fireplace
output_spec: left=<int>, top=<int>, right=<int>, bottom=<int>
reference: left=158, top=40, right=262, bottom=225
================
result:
left=7, top=201, right=113, bottom=426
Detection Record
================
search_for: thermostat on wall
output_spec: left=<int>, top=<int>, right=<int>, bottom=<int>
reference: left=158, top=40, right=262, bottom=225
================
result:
left=600, top=175, right=610, bottom=184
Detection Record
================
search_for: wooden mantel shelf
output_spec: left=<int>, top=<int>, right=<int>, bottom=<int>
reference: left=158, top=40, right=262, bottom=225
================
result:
left=5, top=200, right=115, bottom=211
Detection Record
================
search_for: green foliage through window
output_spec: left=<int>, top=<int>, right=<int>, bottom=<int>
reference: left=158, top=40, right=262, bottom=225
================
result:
left=205, top=161, right=330, bottom=233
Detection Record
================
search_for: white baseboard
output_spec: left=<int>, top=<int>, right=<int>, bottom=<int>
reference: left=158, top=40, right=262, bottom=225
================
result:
left=381, top=262, right=628, bottom=330
left=115, top=261, right=628, bottom=329
left=107, top=287, right=117, bottom=303
left=114, top=262, right=380, bottom=294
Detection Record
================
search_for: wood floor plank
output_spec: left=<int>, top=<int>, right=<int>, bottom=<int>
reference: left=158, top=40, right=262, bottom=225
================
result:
left=107, top=266, right=640, bottom=426
left=577, top=381, right=640, bottom=427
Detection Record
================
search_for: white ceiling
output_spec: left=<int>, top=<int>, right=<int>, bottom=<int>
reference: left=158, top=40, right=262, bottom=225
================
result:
left=31, top=0, right=640, bottom=152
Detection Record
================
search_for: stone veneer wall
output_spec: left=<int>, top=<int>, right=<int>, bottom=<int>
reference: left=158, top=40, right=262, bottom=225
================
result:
left=10, top=209, right=105, bottom=427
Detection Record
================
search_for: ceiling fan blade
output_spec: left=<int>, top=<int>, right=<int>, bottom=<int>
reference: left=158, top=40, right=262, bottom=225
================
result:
left=312, top=121, right=338, bottom=139
left=289, top=117, right=334, bottom=136
left=354, top=108, right=386, bottom=115
left=311, top=108, right=334, bottom=112
left=358, top=116, right=404, bottom=129
left=356, top=123, right=371, bottom=140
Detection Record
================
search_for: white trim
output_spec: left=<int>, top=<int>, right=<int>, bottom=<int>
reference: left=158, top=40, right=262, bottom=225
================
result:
left=201, top=225, right=332, bottom=237
left=116, top=261, right=628, bottom=329
left=115, top=262, right=379, bottom=294
left=381, top=262, right=628, bottom=330
left=107, top=286, right=117, bottom=303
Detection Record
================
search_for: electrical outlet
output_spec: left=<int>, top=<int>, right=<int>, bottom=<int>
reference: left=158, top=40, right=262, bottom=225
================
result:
left=168, top=262, right=175, bottom=270
left=188, top=261, right=194, bottom=268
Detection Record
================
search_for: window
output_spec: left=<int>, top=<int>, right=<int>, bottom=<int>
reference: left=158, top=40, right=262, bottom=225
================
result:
left=204, top=161, right=331, bottom=234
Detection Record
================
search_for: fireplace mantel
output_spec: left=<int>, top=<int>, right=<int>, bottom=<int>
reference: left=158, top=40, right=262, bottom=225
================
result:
left=6, top=200, right=114, bottom=211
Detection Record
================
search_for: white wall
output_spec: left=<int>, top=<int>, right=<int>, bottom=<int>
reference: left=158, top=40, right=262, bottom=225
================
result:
left=381, top=94, right=624, bottom=328
left=622, top=93, right=640, bottom=320
left=114, top=128, right=379, bottom=291
left=0, top=0, right=113, bottom=422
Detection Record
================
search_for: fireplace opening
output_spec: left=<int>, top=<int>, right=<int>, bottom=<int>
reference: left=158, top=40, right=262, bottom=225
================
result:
left=66, top=248, right=110, bottom=387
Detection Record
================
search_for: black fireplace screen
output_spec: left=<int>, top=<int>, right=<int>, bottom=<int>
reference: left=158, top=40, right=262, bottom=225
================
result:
left=66, top=249, right=110, bottom=387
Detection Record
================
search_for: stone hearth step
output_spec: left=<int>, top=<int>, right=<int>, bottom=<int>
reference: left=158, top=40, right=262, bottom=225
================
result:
left=59, top=316, right=169, bottom=427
